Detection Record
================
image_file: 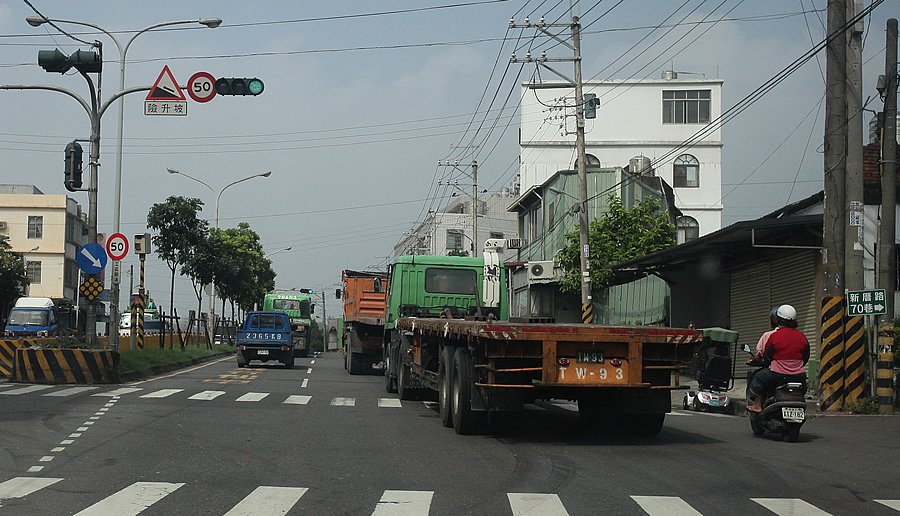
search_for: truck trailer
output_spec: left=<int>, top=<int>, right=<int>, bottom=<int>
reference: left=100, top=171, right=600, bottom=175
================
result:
left=340, top=270, right=390, bottom=375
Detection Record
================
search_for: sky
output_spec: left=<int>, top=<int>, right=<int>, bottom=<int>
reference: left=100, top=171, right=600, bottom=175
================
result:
left=0, top=0, right=895, bottom=321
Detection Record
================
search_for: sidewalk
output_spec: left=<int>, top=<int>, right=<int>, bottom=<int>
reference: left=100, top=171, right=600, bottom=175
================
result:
left=672, top=377, right=748, bottom=416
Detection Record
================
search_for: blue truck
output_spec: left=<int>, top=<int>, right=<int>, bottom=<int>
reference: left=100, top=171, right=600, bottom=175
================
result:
left=235, top=312, right=295, bottom=369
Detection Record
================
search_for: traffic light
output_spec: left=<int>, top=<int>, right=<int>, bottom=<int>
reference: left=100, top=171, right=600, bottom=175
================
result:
left=215, top=77, right=264, bottom=96
left=38, top=48, right=101, bottom=74
left=584, top=93, right=599, bottom=119
left=299, top=288, right=315, bottom=294
left=64, top=141, right=83, bottom=192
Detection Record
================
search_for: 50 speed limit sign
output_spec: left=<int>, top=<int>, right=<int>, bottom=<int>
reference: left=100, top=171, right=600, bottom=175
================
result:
left=187, top=71, right=216, bottom=103
left=106, top=232, right=129, bottom=261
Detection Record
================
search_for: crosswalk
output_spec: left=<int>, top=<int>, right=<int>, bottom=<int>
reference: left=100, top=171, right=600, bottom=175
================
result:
left=0, top=477, right=896, bottom=515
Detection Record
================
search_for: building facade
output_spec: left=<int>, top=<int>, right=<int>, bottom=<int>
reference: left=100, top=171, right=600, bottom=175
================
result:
left=0, top=185, right=87, bottom=303
left=520, top=74, right=723, bottom=241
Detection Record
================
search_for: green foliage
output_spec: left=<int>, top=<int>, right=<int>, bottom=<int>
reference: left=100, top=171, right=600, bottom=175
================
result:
left=843, top=396, right=889, bottom=415
left=147, top=197, right=208, bottom=317
left=214, top=223, right=276, bottom=312
left=0, top=235, right=28, bottom=317
left=556, top=196, right=676, bottom=292
left=119, top=344, right=232, bottom=380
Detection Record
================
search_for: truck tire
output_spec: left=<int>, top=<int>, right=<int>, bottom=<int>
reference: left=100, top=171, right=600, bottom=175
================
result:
left=384, top=346, right=397, bottom=393
left=236, top=353, right=247, bottom=368
left=438, top=347, right=454, bottom=428
left=451, top=348, right=486, bottom=435
left=348, top=352, right=366, bottom=375
left=284, top=355, right=295, bottom=369
left=625, top=413, right=665, bottom=437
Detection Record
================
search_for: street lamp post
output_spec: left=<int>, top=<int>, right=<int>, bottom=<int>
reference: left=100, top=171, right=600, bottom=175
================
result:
left=26, top=16, right=221, bottom=350
left=166, top=168, right=272, bottom=329
left=265, top=247, right=292, bottom=259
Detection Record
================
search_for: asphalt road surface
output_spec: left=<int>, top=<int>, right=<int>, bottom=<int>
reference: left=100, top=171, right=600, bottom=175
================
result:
left=1, top=351, right=898, bottom=515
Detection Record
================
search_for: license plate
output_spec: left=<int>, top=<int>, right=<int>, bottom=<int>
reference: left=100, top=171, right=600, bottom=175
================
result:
left=577, top=351, right=603, bottom=363
left=782, top=407, right=804, bottom=421
left=257, top=349, right=269, bottom=356
left=707, top=399, right=720, bottom=407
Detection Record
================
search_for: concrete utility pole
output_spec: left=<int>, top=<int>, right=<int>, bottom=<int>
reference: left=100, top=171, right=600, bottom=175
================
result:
left=844, top=0, right=865, bottom=291
left=510, top=13, right=592, bottom=323
left=472, top=160, right=479, bottom=253
left=823, top=0, right=848, bottom=298
left=878, top=19, right=898, bottom=316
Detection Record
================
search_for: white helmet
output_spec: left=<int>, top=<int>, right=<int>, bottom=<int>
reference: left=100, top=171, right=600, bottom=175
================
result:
left=776, top=304, right=797, bottom=321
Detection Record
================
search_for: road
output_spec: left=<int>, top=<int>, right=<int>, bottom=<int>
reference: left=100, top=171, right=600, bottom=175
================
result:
left=1, top=351, right=898, bottom=515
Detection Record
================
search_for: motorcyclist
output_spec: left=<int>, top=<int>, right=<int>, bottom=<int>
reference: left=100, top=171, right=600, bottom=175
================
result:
left=747, top=304, right=810, bottom=411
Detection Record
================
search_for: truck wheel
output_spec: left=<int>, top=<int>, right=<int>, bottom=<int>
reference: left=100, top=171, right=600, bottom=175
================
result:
left=438, top=347, right=454, bottom=428
left=284, top=355, right=295, bottom=369
left=626, top=413, right=665, bottom=437
left=384, top=347, right=397, bottom=393
left=451, top=348, right=486, bottom=435
left=236, top=353, right=247, bottom=368
left=348, top=352, right=366, bottom=375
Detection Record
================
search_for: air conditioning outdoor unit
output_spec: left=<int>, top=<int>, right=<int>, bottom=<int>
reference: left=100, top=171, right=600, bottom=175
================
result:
left=527, top=260, right=556, bottom=284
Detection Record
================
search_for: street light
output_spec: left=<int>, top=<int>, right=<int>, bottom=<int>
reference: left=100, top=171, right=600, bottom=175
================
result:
left=27, top=15, right=221, bottom=350
left=166, top=168, right=272, bottom=326
left=265, top=247, right=292, bottom=258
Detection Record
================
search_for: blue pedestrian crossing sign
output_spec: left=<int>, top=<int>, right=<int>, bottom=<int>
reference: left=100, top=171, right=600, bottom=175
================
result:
left=76, top=243, right=108, bottom=275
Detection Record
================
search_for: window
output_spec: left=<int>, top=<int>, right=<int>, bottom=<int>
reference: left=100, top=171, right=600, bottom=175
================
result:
left=26, top=260, right=41, bottom=284
left=446, top=229, right=464, bottom=251
left=425, top=268, right=477, bottom=295
left=673, top=154, right=700, bottom=188
left=273, top=299, right=301, bottom=311
left=677, top=216, right=700, bottom=244
left=28, top=216, right=43, bottom=239
left=663, top=90, right=711, bottom=124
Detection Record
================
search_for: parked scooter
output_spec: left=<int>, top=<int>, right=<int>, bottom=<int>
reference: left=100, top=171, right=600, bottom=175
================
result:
left=743, top=345, right=806, bottom=442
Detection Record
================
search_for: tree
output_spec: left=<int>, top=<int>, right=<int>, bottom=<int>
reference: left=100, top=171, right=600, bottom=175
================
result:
left=556, top=196, right=675, bottom=292
left=0, top=235, right=28, bottom=320
left=182, top=229, right=220, bottom=323
left=214, top=222, right=274, bottom=319
left=146, top=197, right=208, bottom=330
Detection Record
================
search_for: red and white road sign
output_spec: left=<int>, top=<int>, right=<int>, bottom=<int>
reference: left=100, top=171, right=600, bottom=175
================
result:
left=106, top=232, right=129, bottom=261
left=187, top=71, right=216, bottom=103
left=146, top=65, right=186, bottom=101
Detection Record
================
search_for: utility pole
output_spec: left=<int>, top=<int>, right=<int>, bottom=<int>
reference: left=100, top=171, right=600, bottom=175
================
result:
left=844, top=0, right=865, bottom=291
left=878, top=18, right=898, bottom=319
left=472, top=160, right=478, bottom=252
left=511, top=13, right=592, bottom=323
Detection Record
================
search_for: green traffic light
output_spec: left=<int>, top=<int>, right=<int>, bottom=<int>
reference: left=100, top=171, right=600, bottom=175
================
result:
left=248, top=79, right=264, bottom=95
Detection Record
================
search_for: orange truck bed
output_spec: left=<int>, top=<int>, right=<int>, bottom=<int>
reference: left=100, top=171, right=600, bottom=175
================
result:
left=341, top=270, right=389, bottom=325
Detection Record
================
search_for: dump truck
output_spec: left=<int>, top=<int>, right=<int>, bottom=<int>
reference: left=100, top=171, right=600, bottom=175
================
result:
left=383, top=239, right=717, bottom=435
left=340, top=270, right=390, bottom=375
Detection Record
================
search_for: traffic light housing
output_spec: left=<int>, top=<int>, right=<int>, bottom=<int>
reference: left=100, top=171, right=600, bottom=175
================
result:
left=215, top=77, right=264, bottom=96
left=38, top=48, right=101, bottom=74
left=64, top=141, right=83, bottom=192
left=299, top=288, right=315, bottom=294
left=584, top=93, right=599, bottom=119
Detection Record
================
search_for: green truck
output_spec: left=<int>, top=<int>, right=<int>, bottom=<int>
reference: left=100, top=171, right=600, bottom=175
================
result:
left=263, top=292, right=312, bottom=358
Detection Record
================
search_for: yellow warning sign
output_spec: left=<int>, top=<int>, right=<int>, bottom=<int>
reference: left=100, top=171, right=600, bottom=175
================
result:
left=80, top=276, right=104, bottom=301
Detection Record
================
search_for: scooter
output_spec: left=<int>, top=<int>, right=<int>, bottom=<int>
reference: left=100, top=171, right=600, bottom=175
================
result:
left=743, top=345, right=807, bottom=442
left=683, top=388, right=731, bottom=413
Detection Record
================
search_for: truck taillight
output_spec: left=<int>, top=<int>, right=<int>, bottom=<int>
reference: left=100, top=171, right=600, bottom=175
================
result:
left=281, top=345, right=290, bottom=351
left=239, top=345, right=245, bottom=351
left=609, top=358, right=622, bottom=367
left=558, top=357, right=570, bottom=367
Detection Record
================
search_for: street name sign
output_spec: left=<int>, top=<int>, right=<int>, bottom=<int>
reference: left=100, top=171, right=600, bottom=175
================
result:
left=145, top=65, right=187, bottom=116
left=76, top=243, right=108, bottom=275
left=846, top=289, right=887, bottom=316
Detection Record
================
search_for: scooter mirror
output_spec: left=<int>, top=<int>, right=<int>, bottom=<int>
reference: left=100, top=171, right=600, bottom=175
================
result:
left=742, top=344, right=752, bottom=353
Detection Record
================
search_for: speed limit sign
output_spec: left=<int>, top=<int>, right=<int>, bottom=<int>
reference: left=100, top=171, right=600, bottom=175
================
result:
left=187, top=71, right=216, bottom=103
left=106, top=232, right=129, bottom=261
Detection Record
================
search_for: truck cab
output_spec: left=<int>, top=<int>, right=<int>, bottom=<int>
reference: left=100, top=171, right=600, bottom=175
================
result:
left=236, top=311, right=296, bottom=369
left=4, top=297, right=60, bottom=338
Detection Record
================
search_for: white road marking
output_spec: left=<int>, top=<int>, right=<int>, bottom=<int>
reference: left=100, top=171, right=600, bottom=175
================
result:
left=378, top=398, right=402, bottom=408
left=139, top=389, right=184, bottom=399
left=330, top=397, right=356, bottom=407
left=876, top=500, right=900, bottom=511
left=751, top=498, right=832, bottom=515
left=26, top=466, right=44, bottom=473
left=372, top=490, right=434, bottom=516
left=301, top=379, right=309, bottom=388
left=310, top=360, right=315, bottom=364
left=73, top=481, right=184, bottom=516
left=236, top=392, right=269, bottom=402
left=60, top=440, right=74, bottom=445
left=284, top=395, right=312, bottom=405
left=51, top=447, right=65, bottom=452
left=507, top=493, right=569, bottom=516
left=93, top=387, right=142, bottom=397
left=307, top=368, right=313, bottom=373
left=43, top=386, right=99, bottom=397
left=548, top=400, right=578, bottom=412
left=90, top=416, right=101, bottom=420
left=631, top=496, right=701, bottom=515
left=99, top=408, right=109, bottom=412
left=69, top=433, right=82, bottom=438
left=188, top=390, right=226, bottom=401
left=77, top=427, right=89, bottom=432
left=129, top=355, right=232, bottom=384
left=83, top=421, right=94, bottom=425
left=0, top=477, right=63, bottom=500
left=39, top=456, right=54, bottom=462
left=1, top=385, right=55, bottom=396
left=668, top=411, right=694, bottom=416
left=224, top=486, right=308, bottom=516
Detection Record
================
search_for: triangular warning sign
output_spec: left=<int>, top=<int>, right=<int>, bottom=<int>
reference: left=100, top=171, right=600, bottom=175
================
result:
left=146, top=65, right=186, bottom=101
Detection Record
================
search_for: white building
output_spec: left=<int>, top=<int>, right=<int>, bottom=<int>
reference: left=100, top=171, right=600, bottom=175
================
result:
left=393, top=191, right=520, bottom=259
left=0, top=185, right=87, bottom=302
left=520, top=73, right=724, bottom=240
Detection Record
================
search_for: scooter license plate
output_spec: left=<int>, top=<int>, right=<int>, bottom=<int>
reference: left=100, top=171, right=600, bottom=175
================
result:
left=257, top=350, right=269, bottom=356
left=782, top=407, right=804, bottom=421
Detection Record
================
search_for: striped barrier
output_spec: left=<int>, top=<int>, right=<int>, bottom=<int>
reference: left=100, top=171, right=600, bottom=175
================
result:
left=13, top=347, right=119, bottom=384
left=818, top=296, right=845, bottom=411
left=581, top=302, right=593, bottom=324
left=2, top=338, right=62, bottom=378
left=876, top=324, right=895, bottom=410
left=842, top=313, right=866, bottom=405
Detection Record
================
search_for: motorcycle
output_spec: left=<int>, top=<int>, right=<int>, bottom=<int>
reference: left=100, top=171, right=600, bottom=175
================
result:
left=743, top=345, right=807, bottom=442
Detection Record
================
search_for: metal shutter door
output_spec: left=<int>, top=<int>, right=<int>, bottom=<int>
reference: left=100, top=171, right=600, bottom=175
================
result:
left=730, top=262, right=772, bottom=380
left=768, top=252, right=819, bottom=362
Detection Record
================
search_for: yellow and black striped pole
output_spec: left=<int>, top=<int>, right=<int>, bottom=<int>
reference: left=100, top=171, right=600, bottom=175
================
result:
left=819, top=296, right=845, bottom=411
left=876, top=324, right=895, bottom=411
left=842, top=312, right=866, bottom=405
left=137, top=256, right=146, bottom=350
left=582, top=302, right=593, bottom=324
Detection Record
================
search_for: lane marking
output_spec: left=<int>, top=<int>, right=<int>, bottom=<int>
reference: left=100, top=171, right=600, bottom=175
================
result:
left=83, top=422, right=95, bottom=425
left=372, top=490, right=434, bottom=516
left=301, top=379, right=309, bottom=388
left=751, top=498, right=832, bottom=516
left=876, top=500, right=900, bottom=511
left=77, top=427, right=89, bottom=432
left=26, top=466, right=44, bottom=473
left=307, top=368, right=313, bottom=374
left=508, top=493, right=569, bottom=516
left=236, top=392, right=269, bottom=402
left=73, top=481, right=184, bottom=516
left=39, top=456, right=54, bottom=462
left=1, top=385, right=55, bottom=396
left=631, top=496, right=701, bottom=515
left=130, top=355, right=232, bottom=384
left=378, top=398, right=402, bottom=408
left=0, top=477, right=63, bottom=500
left=51, top=447, right=65, bottom=452
left=224, top=486, right=308, bottom=516
left=60, top=440, right=74, bottom=445
left=668, top=411, right=694, bottom=417
left=69, top=433, right=82, bottom=438
left=188, top=390, right=226, bottom=401
left=330, top=397, right=356, bottom=407
left=310, top=360, right=315, bottom=364
left=93, top=388, right=142, bottom=397
left=43, top=386, right=99, bottom=397
left=284, top=395, right=312, bottom=405
left=139, top=389, right=184, bottom=399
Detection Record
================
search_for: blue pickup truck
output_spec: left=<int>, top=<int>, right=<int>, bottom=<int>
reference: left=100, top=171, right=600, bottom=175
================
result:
left=236, top=311, right=295, bottom=369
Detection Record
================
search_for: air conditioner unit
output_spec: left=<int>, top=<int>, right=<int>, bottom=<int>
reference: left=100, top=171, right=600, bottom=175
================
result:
left=527, top=260, right=556, bottom=284
left=0, top=221, right=7, bottom=230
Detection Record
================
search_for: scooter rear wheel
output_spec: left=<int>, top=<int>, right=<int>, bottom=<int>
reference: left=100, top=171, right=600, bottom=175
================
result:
left=782, top=423, right=801, bottom=442
left=750, top=416, right=765, bottom=436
